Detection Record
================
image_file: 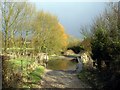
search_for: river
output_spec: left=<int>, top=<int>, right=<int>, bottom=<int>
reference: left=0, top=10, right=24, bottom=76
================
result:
left=46, top=56, right=78, bottom=70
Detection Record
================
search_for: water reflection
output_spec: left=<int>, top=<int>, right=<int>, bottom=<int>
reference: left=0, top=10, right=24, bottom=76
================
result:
left=47, top=59, right=77, bottom=70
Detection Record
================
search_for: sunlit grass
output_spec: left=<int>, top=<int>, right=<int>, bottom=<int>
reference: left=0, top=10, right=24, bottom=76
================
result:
left=28, top=66, right=44, bottom=83
left=8, top=57, right=34, bottom=71
left=6, top=57, right=45, bottom=87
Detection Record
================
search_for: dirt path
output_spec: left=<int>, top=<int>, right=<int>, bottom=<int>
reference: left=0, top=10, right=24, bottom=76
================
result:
left=40, top=69, right=91, bottom=88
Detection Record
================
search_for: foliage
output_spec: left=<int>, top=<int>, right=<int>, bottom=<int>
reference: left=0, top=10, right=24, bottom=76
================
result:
left=78, top=69, right=113, bottom=89
left=78, top=69, right=120, bottom=90
left=80, top=2, right=120, bottom=71
left=0, top=1, right=36, bottom=53
left=79, top=2, right=120, bottom=89
left=67, top=36, right=84, bottom=54
left=80, top=38, right=91, bottom=52
left=1, top=2, right=68, bottom=88
left=90, top=3, right=120, bottom=71
left=2, top=57, right=44, bottom=88
left=68, top=45, right=84, bottom=54
left=28, top=66, right=44, bottom=83
left=1, top=1, right=68, bottom=55
left=32, top=11, right=68, bottom=54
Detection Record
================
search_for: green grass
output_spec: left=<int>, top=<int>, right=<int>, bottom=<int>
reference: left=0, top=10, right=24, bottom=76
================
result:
left=9, top=57, right=34, bottom=69
left=7, top=57, right=45, bottom=87
left=28, top=66, right=44, bottom=83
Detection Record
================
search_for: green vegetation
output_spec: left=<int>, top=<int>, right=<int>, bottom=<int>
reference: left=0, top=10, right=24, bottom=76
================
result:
left=32, top=11, right=68, bottom=54
left=2, top=57, right=44, bottom=88
left=91, top=3, right=120, bottom=71
left=1, top=1, right=68, bottom=55
left=1, top=1, right=120, bottom=89
left=67, top=36, right=84, bottom=54
left=9, top=57, right=34, bottom=68
left=79, top=2, right=120, bottom=89
left=29, top=66, right=44, bottom=83
left=1, top=1, right=68, bottom=88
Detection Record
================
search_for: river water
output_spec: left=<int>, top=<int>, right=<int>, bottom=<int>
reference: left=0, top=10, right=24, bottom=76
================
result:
left=46, top=59, right=77, bottom=70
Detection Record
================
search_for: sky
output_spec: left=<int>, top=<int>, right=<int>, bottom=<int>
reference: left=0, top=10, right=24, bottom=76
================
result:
left=29, top=1, right=107, bottom=39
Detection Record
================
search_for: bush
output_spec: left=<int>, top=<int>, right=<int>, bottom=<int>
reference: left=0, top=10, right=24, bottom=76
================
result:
left=2, top=57, right=45, bottom=88
left=79, top=2, right=120, bottom=90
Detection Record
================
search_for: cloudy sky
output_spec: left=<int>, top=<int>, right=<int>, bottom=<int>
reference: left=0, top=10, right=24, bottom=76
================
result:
left=29, top=0, right=108, bottom=39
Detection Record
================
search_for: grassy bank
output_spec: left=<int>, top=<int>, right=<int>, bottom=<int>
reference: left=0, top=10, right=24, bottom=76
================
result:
left=3, top=57, right=45, bottom=88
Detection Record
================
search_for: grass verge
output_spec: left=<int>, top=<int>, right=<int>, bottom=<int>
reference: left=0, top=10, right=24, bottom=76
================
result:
left=4, top=57, right=45, bottom=88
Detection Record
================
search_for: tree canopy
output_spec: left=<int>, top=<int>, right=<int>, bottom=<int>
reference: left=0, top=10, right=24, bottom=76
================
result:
left=0, top=2, right=68, bottom=55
